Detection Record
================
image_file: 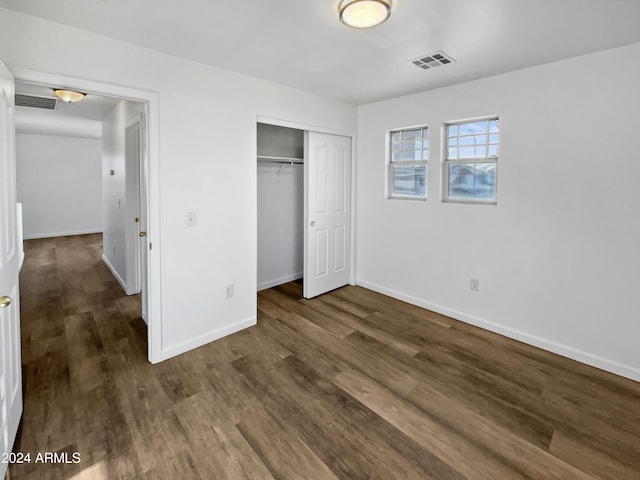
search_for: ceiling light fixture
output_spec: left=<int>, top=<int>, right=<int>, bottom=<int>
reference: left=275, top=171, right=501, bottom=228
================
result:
left=339, top=0, right=392, bottom=29
left=53, top=89, right=85, bottom=103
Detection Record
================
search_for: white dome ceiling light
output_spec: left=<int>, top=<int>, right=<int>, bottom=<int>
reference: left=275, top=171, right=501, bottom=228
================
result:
left=53, top=89, right=86, bottom=103
left=339, top=0, right=392, bottom=29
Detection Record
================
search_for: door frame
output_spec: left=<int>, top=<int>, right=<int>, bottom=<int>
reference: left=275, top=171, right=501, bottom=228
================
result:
left=255, top=115, right=357, bottom=288
left=14, top=69, right=163, bottom=363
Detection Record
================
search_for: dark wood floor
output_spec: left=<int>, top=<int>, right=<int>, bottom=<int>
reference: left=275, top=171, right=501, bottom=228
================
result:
left=10, top=234, right=640, bottom=479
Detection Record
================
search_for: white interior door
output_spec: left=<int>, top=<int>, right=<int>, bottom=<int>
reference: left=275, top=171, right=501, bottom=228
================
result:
left=0, top=59, right=23, bottom=477
left=125, top=119, right=148, bottom=322
left=304, top=132, right=351, bottom=299
left=137, top=120, right=149, bottom=323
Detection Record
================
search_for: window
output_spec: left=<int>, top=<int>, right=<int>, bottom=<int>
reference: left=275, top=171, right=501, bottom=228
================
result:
left=388, top=126, right=428, bottom=199
left=444, top=117, right=499, bottom=203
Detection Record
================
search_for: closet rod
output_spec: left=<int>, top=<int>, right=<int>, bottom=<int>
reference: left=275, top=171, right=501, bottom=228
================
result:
left=257, top=155, right=303, bottom=165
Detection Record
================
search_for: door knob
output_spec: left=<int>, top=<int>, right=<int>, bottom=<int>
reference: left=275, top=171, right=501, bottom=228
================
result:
left=310, top=221, right=315, bottom=227
left=139, top=231, right=147, bottom=237
left=0, top=296, right=11, bottom=308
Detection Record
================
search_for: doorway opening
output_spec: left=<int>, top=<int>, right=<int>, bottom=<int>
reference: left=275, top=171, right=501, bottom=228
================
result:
left=13, top=70, right=160, bottom=363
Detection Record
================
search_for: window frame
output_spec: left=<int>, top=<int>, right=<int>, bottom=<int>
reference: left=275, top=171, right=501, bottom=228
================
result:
left=443, top=116, right=499, bottom=205
left=387, top=124, right=429, bottom=201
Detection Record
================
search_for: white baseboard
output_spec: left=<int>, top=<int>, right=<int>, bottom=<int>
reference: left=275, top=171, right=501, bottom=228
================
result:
left=258, top=272, right=303, bottom=291
left=160, top=316, right=256, bottom=361
left=24, top=229, right=102, bottom=240
left=357, top=279, right=640, bottom=383
left=102, top=254, right=128, bottom=294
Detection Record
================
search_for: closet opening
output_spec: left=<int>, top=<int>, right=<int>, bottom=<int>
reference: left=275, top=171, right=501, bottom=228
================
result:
left=257, top=123, right=305, bottom=294
left=257, top=120, right=353, bottom=299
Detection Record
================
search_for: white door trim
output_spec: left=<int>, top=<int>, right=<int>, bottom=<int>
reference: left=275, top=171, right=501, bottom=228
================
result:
left=256, top=115, right=357, bottom=286
left=256, top=115, right=353, bottom=139
left=13, top=69, right=163, bottom=363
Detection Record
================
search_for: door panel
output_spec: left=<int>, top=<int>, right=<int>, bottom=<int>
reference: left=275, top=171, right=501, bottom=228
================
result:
left=334, top=226, right=346, bottom=271
left=315, top=229, right=328, bottom=277
left=0, top=58, right=22, bottom=478
left=304, top=132, right=351, bottom=299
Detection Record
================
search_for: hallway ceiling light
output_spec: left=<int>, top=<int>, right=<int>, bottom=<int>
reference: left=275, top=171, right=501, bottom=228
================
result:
left=339, top=0, right=392, bottom=29
left=53, top=89, right=85, bottom=103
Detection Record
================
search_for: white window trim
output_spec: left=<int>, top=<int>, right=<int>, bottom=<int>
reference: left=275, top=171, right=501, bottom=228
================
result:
left=387, top=125, right=429, bottom=200
left=442, top=116, right=499, bottom=205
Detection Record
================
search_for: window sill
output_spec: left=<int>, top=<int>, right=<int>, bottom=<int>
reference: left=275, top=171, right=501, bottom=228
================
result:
left=388, top=195, right=427, bottom=202
left=442, top=198, right=497, bottom=206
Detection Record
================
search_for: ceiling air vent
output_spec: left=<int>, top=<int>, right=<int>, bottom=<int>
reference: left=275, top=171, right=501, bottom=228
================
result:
left=410, top=51, right=455, bottom=70
left=15, top=94, right=57, bottom=110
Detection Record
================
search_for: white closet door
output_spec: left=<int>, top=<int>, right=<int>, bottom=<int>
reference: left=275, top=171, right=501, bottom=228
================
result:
left=304, top=132, right=351, bottom=299
left=0, top=57, right=23, bottom=478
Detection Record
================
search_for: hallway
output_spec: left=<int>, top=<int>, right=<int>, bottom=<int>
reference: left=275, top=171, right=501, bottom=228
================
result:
left=14, top=233, right=146, bottom=479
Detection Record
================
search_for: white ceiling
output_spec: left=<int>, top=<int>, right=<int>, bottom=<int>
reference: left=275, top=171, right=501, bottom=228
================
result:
left=14, top=81, right=121, bottom=137
left=3, top=0, right=640, bottom=104
left=15, top=81, right=121, bottom=121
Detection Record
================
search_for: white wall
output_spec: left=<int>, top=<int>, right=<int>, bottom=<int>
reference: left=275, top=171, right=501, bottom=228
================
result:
left=257, top=123, right=304, bottom=290
left=356, top=43, right=640, bottom=381
left=0, top=8, right=357, bottom=360
left=16, top=133, right=102, bottom=239
left=101, top=99, right=145, bottom=293
left=15, top=107, right=102, bottom=138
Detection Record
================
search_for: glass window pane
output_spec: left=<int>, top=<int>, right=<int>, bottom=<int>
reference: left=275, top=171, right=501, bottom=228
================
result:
left=392, top=142, right=401, bottom=152
left=489, top=133, right=499, bottom=143
left=401, top=142, right=419, bottom=152
left=448, top=147, right=458, bottom=159
left=459, top=121, right=488, bottom=135
left=459, top=146, right=476, bottom=158
left=489, top=119, right=499, bottom=132
left=392, top=132, right=401, bottom=143
left=422, top=129, right=428, bottom=142
left=393, top=165, right=426, bottom=197
left=401, top=129, right=421, bottom=142
left=489, top=144, right=498, bottom=156
left=448, top=137, right=457, bottom=147
left=459, top=135, right=487, bottom=145
left=448, top=124, right=458, bottom=136
left=448, top=163, right=495, bottom=200
left=475, top=134, right=487, bottom=144
left=399, top=150, right=421, bottom=161
left=422, top=149, right=429, bottom=160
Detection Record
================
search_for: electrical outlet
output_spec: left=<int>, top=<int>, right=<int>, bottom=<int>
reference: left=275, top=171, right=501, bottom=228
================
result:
left=225, top=284, right=234, bottom=299
left=470, top=278, right=480, bottom=291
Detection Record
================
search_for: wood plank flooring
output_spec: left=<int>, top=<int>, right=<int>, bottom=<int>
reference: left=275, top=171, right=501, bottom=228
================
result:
left=11, top=233, right=640, bottom=479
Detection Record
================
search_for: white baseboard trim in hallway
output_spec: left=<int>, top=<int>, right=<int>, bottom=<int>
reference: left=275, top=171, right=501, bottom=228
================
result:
left=24, top=229, right=102, bottom=240
left=102, top=254, right=128, bottom=294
